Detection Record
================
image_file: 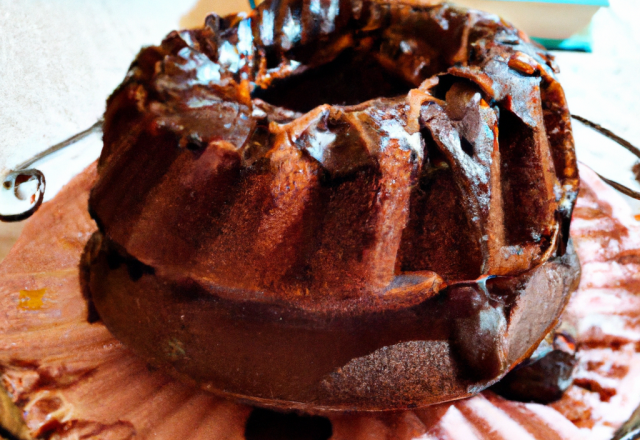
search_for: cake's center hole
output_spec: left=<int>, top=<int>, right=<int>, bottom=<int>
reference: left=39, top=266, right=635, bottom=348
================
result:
left=245, top=408, right=332, bottom=440
left=252, top=49, right=413, bottom=113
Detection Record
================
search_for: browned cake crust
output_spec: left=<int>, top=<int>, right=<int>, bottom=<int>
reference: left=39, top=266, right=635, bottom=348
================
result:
left=85, top=0, right=580, bottom=410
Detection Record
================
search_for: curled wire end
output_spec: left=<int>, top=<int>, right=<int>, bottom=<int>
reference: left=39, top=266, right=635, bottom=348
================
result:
left=0, top=170, right=46, bottom=222
left=572, top=114, right=640, bottom=200
left=0, top=120, right=103, bottom=222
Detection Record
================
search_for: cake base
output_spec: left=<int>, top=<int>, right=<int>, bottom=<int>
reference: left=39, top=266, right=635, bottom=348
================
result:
left=85, top=227, right=579, bottom=411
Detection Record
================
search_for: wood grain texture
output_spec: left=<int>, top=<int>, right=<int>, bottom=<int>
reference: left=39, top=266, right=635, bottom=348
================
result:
left=0, top=223, right=24, bottom=263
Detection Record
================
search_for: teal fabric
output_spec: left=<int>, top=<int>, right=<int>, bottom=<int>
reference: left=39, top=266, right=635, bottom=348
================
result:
left=532, top=22, right=595, bottom=52
left=533, top=36, right=593, bottom=52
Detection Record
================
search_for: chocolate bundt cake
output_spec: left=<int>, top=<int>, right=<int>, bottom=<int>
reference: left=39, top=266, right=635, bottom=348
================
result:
left=84, top=0, right=580, bottom=410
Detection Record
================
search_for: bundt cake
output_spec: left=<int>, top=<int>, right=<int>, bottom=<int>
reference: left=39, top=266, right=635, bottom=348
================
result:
left=83, top=0, right=580, bottom=411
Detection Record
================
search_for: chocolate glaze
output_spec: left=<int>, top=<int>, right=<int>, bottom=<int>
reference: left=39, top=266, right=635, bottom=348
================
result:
left=87, top=0, right=580, bottom=410
left=492, top=326, right=578, bottom=403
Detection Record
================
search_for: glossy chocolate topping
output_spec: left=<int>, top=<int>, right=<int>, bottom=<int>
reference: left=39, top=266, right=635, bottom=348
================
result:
left=86, top=0, right=580, bottom=410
